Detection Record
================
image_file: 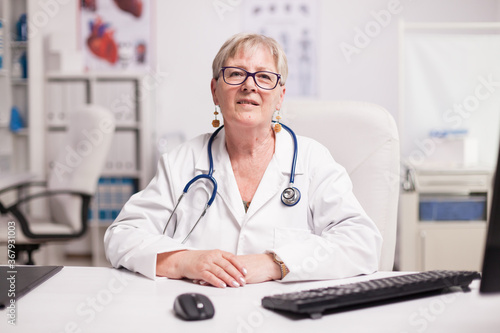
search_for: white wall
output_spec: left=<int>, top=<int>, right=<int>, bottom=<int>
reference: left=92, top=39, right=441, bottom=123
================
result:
left=154, top=0, right=240, bottom=148
left=155, top=0, right=500, bottom=150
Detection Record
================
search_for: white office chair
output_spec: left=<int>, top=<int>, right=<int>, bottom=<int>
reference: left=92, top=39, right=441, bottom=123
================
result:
left=0, top=105, right=115, bottom=264
left=283, top=100, right=400, bottom=271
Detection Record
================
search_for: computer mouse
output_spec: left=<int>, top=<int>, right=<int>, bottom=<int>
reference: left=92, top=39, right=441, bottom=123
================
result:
left=173, top=293, right=215, bottom=321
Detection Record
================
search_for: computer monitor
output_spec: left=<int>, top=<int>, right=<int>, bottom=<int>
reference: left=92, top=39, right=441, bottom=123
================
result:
left=480, top=141, right=500, bottom=293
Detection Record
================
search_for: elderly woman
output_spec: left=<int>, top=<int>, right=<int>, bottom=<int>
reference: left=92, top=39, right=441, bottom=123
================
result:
left=104, top=33, right=382, bottom=288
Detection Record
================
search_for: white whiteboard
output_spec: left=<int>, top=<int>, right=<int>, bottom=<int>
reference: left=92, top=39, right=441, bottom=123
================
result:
left=403, top=33, right=500, bottom=169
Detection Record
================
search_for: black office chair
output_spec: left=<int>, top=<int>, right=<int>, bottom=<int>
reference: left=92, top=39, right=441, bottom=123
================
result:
left=0, top=105, right=115, bottom=264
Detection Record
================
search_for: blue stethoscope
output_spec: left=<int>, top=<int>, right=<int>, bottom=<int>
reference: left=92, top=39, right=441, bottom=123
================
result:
left=163, top=122, right=300, bottom=243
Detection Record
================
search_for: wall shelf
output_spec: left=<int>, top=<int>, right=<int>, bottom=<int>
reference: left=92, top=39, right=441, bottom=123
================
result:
left=0, top=0, right=30, bottom=174
left=11, top=78, right=27, bottom=85
left=10, top=40, right=27, bottom=48
left=12, top=128, right=28, bottom=136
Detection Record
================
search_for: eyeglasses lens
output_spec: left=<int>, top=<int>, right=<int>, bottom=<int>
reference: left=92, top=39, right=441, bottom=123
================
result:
left=223, top=67, right=279, bottom=90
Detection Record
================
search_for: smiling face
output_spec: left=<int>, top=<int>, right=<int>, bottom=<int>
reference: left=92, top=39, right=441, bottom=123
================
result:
left=211, top=44, right=286, bottom=132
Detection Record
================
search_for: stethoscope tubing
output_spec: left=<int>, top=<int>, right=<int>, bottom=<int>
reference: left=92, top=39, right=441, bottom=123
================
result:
left=274, top=121, right=298, bottom=185
left=163, top=122, right=299, bottom=242
left=163, top=126, right=222, bottom=239
left=188, top=125, right=223, bottom=206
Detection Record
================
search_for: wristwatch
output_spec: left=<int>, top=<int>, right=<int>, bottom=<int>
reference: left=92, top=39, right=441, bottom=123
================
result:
left=272, top=253, right=290, bottom=280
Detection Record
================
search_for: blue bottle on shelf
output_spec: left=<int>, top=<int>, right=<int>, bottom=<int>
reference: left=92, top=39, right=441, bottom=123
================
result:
left=20, top=51, right=27, bottom=78
left=17, top=14, right=27, bottom=41
left=9, top=106, right=24, bottom=133
left=0, top=20, right=4, bottom=69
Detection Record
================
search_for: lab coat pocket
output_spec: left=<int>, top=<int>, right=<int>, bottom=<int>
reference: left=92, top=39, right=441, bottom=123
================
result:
left=273, top=227, right=313, bottom=248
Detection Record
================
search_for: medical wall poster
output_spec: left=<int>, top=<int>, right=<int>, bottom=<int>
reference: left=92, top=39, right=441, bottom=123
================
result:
left=243, top=0, right=318, bottom=97
left=80, top=0, right=151, bottom=72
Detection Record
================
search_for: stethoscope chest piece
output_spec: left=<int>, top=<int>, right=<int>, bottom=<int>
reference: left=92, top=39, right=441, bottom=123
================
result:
left=281, top=186, right=301, bottom=206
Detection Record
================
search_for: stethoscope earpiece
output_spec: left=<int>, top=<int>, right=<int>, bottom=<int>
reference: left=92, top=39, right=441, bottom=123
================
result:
left=281, top=186, right=301, bottom=206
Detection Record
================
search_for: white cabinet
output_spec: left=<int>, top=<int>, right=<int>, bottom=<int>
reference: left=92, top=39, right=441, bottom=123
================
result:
left=0, top=0, right=30, bottom=174
left=45, top=73, right=153, bottom=266
left=398, top=169, right=491, bottom=271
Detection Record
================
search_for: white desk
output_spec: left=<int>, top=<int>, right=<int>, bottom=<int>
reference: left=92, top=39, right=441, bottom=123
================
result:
left=1, top=267, right=499, bottom=333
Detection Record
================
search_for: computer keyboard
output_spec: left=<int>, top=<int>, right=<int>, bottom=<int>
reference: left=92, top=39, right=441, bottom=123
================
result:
left=262, top=270, right=481, bottom=319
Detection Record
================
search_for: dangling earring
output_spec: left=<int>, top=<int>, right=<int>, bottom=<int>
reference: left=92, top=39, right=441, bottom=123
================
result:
left=212, top=105, right=220, bottom=128
left=273, top=109, right=282, bottom=133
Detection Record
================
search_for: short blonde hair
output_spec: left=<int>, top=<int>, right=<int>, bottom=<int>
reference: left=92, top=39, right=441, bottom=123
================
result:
left=212, top=32, right=288, bottom=85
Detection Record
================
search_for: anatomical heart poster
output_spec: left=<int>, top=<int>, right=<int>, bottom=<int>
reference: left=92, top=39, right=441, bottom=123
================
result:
left=80, top=0, right=152, bottom=72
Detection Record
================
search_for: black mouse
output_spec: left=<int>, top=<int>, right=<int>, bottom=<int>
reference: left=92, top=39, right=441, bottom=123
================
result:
left=173, top=293, right=215, bottom=321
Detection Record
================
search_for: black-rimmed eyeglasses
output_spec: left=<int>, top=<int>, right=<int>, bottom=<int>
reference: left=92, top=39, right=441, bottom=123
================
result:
left=220, top=66, right=282, bottom=90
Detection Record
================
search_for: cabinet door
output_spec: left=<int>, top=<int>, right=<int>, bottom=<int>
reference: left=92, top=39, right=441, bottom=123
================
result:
left=420, top=226, right=487, bottom=271
left=93, top=80, right=137, bottom=126
left=103, top=131, right=137, bottom=175
left=46, top=81, right=87, bottom=127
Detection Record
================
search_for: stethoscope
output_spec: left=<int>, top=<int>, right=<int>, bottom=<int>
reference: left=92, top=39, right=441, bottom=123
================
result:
left=163, top=121, right=300, bottom=243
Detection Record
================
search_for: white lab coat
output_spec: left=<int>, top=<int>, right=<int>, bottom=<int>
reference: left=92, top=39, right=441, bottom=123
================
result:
left=104, top=128, right=382, bottom=281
